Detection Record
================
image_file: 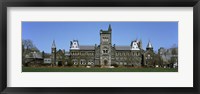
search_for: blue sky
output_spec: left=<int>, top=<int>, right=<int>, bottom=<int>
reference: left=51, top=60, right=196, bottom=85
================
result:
left=22, top=22, right=178, bottom=53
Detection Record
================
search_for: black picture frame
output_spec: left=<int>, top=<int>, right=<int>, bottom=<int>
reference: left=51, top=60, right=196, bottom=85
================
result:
left=0, top=0, right=200, bottom=94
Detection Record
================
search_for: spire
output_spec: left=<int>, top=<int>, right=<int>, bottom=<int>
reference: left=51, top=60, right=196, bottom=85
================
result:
left=139, top=39, right=142, bottom=49
left=52, top=40, right=56, bottom=48
left=146, top=40, right=153, bottom=49
left=108, top=24, right=112, bottom=31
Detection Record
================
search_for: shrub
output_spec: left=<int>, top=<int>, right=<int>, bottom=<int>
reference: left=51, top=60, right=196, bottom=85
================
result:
left=111, top=63, right=119, bottom=67
left=67, top=62, right=73, bottom=66
left=94, top=65, right=101, bottom=67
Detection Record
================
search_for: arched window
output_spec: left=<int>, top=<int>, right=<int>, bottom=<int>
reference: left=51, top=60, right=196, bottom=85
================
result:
left=103, top=49, right=108, bottom=54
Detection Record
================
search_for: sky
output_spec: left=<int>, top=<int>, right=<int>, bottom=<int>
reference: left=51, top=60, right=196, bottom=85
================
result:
left=22, top=22, right=178, bottom=53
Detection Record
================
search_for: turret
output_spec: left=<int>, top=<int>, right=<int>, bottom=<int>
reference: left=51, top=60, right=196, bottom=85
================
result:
left=139, top=39, right=142, bottom=49
left=52, top=40, right=56, bottom=48
left=146, top=40, right=153, bottom=51
left=108, top=24, right=112, bottom=32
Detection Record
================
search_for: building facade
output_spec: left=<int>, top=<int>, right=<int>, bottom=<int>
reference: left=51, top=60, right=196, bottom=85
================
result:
left=51, top=25, right=155, bottom=67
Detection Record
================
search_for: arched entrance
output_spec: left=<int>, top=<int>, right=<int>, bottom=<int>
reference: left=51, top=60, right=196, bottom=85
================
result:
left=58, top=61, right=62, bottom=66
left=104, top=60, right=108, bottom=66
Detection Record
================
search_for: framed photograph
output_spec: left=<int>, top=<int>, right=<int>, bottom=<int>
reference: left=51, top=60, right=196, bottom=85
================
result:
left=1, top=0, right=200, bottom=94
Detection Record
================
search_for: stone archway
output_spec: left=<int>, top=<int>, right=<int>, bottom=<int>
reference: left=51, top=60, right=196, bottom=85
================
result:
left=58, top=61, right=62, bottom=66
left=104, top=60, right=108, bottom=66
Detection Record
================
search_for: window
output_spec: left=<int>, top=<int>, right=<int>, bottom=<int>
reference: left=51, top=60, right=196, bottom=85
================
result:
left=103, top=49, right=108, bottom=54
left=80, top=60, right=83, bottom=65
left=116, top=62, right=119, bottom=64
left=116, top=57, right=119, bottom=60
left=147, top=54, right=151, bottom=59
left=137, top=52, right=139, bottom=56
left=73, top=60, right=78, bottom=65
left=124, top=57, right=127, bottom=60
left=88, top=61, right=94, bottom=65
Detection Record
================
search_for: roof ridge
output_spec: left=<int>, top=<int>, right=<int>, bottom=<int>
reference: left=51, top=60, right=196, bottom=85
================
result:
left=79, top=45, right=95, bottom=46
left=115, top=45, right=130, bottom=47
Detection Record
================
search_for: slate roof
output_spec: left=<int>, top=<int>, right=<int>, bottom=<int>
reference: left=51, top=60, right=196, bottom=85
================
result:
left=115, top=46, right=131, bottom=50
left=65, top=51, right=70, bottom=56
left=25, top=52, right=43, bottom=59
left=147, top=41, right=153, bottom=48
left=70, top=45, right=138, bottom=51
left=100, top=29, right=111, bottom=34
left=79, top=45, right=95, bottom=50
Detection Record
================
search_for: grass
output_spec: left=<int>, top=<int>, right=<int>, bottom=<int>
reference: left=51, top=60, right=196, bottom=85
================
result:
left=22, top=67, right=178, bottom=72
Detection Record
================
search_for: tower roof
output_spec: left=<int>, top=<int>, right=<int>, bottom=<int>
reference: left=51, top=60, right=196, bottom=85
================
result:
left=108, top=24, right=112, bottom=31
left=52, top=40, right=56, bottom=48
left=100, top=24, right=112, bottom=34
left=146, top=41, right=153, bottom=48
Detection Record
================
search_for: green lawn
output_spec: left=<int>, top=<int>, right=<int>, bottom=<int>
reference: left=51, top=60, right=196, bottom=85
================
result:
left=22, top=67, right=178, bottom=72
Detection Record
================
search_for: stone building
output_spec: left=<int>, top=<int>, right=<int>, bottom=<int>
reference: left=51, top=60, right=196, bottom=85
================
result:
left=51, top=25, right=155, bottom=67
left=143, top=41, right=154, bottom=67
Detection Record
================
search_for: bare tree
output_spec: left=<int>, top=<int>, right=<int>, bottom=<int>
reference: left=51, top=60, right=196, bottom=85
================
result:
left=22, top=39, right=39, bottom=52
left=22, top=39, right=39, bottom=66
left=170, top=44, right=178, bottom=68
